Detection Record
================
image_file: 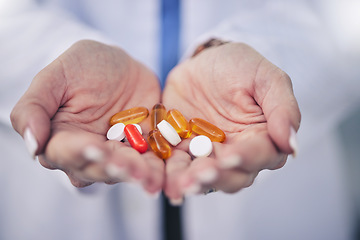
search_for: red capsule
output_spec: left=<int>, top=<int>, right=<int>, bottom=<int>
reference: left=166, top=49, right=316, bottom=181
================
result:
left=124, top=124, right=148, bottom=153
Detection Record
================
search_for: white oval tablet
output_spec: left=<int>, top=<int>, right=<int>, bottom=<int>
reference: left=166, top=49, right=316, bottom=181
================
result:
left=157, top=120, right=181, bottom=146
left=106, top=123, right=125, bottom=141
left=124, top=123, right=142, bottom=142
left=189, top=135, right=213, bottom=157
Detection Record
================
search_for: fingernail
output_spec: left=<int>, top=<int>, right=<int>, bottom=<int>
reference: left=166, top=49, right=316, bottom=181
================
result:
left=105, top=163, right=129, bottom=181
left=83, top=145, right=104, bottom=162
left=169, top=198, right=183, bottom=206
left=146, top=190, right=161, bottom=199
left=197, top=167, right=218, bottom=184
left=289, top=126, right=298, bottom=158
left=183, top=181, right=201, bottom=196
left=219, top=155, right=242, bottom=169
left=24, top=127, right=38, bottom=159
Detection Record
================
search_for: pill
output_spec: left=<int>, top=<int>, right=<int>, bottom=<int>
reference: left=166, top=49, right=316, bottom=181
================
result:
left=124, top=123, right=142, bottom=142
left=148, top=129, right=172, bottom=159
left=132, top=123, right=142, bottom=135
left=189, top=118, right=226, bottom=142
left=106, top=123, right=126, bottom=141
left=150, top=103, right=167, bottom=130
left=124, top=124, right=148, bottom=153
left=157, top=120, right=181, bottom=146
left=189, top=135, right=213, bottom=157
left=110, top=106, right=149, bottom=126
left=167, top=109, right=192, bottom=138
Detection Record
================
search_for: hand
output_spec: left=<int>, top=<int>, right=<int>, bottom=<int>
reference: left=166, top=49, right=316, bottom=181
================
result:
left=11, top=40, right=164, bottom=194
left=162, top=42, right=301, bottom=202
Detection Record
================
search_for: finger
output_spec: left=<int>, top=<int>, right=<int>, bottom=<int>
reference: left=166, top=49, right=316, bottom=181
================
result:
left=213, top=170, right=257, bottom=193
left=38, top=154, right=57, bottom=170
left=72, top=139, right=154, bottom=184
left=53, top=139, right=128, bottom=184
left=253, top=62, right=301, bottom=156
left=10, top=59, right=66, bottom=158
left=177, top=157, right=219, bottom=196
left=104, top=140, right=149, bottom=183
left=215, top=124, right=286, bottom=173
left=273, top=154, right=288, bottom=170
left=39, top=152, right=98, bottom=187
left=140, top=151, right=165, bottom=196
left=163, top=150, right=192, bottom=205
left=64, top=170, right=94, bottom=188
left=45, top=130, right=108, bottom=172
left=73, top=161, right=110, bottom=183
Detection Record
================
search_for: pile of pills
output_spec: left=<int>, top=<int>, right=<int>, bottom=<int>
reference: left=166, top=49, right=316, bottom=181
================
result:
left=106, top=104, right=226, bottom=159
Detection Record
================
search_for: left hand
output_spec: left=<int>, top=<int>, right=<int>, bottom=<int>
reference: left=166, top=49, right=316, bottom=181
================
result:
left=162, top=42, right=301, bottom=202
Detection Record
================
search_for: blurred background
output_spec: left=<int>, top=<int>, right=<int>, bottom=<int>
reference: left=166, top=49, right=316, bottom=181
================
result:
left=0, top=0, right=359, bottom=240
left=338, top=107, right=360, bottom=239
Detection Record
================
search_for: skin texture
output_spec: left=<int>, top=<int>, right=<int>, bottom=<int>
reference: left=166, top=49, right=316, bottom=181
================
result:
left=162, top=43, right=301, bottom=200
left=10, top=40, right=301, bottom=202
left=11, top=40, right=164, bottom=193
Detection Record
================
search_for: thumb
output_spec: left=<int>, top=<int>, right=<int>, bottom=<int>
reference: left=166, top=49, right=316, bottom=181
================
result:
left=255, top=65, right=301, bottom=156
left=10, top=59, right=66, bottom=158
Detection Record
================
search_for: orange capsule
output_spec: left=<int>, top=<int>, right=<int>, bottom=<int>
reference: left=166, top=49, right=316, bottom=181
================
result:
left=150, top=103, right=167, bottom=130
left=124, top=124, right=148, bottom=153
left=148, top=129, right=172, bottom=159
left=167, top=109, right=192, bottom=138
left=189, top=118, right=226, bottom=142
left=110, top=107, right=149, bottom=126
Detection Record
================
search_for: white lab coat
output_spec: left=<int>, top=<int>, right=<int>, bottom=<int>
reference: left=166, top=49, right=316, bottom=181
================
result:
left=0, top=0, right=359, bottom=239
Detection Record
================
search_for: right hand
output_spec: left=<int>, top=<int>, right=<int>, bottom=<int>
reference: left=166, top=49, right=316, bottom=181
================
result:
left=10, top=40, right=164, bottom=194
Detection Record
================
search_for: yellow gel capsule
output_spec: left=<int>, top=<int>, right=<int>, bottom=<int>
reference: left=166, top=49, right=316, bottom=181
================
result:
left=189, top=118, right=226, bottom=142
left=148, top=129, right=172, bottom=159
left=110, top=107, right=149, bottom=126
left=150, top=103, right=167, bottom=130
left=167, top=109, right=192, bottom=138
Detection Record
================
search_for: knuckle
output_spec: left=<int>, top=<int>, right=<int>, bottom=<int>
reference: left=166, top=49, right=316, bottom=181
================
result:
left=65, top=171, right=94, bottom=188
left=70, top=179, right=93, bottom=188
left=38, top=156, right=57, bottom=170
left=9, top=106, right=20, bottom=130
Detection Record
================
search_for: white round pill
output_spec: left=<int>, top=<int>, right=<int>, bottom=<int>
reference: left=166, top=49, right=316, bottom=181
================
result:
left=189, top=135, right=213, bottom=157
left=106, top=123, right=125, bottom=141
left=157, top=120, right=181, bottom=146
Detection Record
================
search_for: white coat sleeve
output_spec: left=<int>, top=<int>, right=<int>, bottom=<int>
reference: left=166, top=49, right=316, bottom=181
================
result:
left=0, top=0, right=115, bottom=126
left=182, top=1, right=360, bottom=132
left=0, top=0, right=116, bottom=194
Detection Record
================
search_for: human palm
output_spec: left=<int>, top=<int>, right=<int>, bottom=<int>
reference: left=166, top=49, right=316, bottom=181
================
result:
left=162, top=43, right=300, bottom=200
left=12, top=41, right=300, bottom=200
left=11, top=40, right=164, bottom=192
